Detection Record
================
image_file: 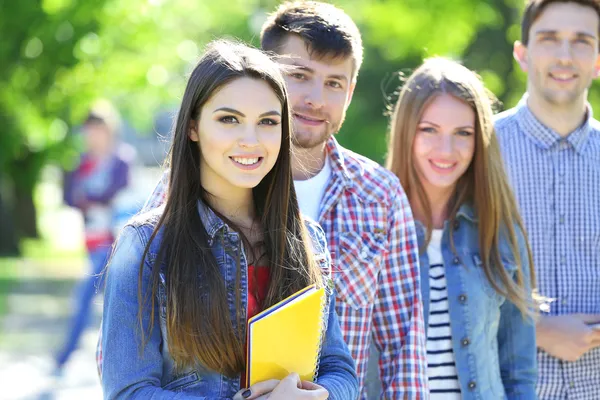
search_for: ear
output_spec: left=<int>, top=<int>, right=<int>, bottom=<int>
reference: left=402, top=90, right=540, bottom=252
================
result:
left=188, top=120, right=199, bottom=142
left=513, top=40, right=529, bottom=73
left=594, top=54, right=600, bottom=78
left=347, top=81, right=357, bottom=105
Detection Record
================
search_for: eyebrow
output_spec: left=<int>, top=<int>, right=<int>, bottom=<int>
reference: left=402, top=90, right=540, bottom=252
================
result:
left=419, top=120, right=474, bottom=130
left=535, top=30, right=597, bottom=41
left=290, top=63, right=349, bottom=82
left=213, top=107, right=281, bottom=118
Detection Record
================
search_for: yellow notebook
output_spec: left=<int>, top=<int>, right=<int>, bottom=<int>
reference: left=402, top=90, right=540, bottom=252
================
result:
left=245, top=284, right=326, bottom=386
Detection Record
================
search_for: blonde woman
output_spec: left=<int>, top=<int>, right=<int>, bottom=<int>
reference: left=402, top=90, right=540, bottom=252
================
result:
left=386, top=58, right=537, bottom=399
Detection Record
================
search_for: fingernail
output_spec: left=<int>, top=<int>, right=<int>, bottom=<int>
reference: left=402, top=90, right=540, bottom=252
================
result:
left=242, top=389, right=252, bottom=398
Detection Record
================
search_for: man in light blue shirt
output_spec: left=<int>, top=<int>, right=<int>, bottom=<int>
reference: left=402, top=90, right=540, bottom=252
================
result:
left=495, top=0, right=600, bottom=398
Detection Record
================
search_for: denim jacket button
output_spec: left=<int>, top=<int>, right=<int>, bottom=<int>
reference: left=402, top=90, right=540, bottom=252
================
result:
left=453, top=256, right=460, bottom=265
left=458, top=294, right=467, bottom=303
left=468, top=381, right=476, bottom=390
left=453, top=220, right=460, bottom=231
left=461, top=337, right=470, bottom=347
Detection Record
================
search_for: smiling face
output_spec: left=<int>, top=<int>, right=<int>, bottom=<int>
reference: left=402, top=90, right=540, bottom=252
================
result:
left=515, top=2, right=600, bottom=108
left=413, top=94, right=476, bottom=203
left=276, top=35, right=355, bottom=150
left=189, top=77, right=283, bottom=199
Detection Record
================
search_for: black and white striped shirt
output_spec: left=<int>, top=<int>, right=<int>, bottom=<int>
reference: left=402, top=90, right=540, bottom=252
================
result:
left=427, top=229, right=461, bottom=398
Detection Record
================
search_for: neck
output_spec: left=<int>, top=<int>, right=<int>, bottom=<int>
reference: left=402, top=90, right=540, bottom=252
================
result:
left=291, top=143, right=328, bottom=181
left=411, top=188, right=453, bottom=230
left=204, top=188, right=255, bottom=228
left=526, top=90, right=588, bottom=138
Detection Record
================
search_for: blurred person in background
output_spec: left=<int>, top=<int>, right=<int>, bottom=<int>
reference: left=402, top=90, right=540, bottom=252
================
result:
left=386, top=58, right=537, bottom=399
left=496, top=0, right=600, bottom=397
left=55, top=107, right=134, bottom=376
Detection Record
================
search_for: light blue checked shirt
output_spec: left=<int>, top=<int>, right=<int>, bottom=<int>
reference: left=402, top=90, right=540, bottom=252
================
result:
left=495, top=95, right=600, bottom=399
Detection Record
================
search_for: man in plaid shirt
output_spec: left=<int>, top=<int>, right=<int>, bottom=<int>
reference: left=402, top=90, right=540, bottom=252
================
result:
left=98, top=2, right=427, bottom=398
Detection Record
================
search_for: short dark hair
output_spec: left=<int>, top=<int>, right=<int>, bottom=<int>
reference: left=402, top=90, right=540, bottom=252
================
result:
left=260, top=1, right=363, bottom=80
left=521, top=0, right=600, bottom=46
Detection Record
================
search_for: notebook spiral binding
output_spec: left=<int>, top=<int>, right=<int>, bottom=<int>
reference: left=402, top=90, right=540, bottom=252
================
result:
left=311, top=277, right=333, bottom=382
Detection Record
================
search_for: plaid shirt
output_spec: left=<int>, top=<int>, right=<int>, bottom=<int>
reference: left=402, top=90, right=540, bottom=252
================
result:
left=495, top=95, right=600, bottom=399
left=99, top=137, right=428, bottom=398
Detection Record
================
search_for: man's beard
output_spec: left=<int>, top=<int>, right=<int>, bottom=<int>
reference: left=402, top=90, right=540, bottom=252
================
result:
left=291, top=111, right=345, bottom=150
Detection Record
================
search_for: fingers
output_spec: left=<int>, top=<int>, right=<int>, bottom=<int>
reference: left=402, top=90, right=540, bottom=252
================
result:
left=233, top=379, right=280, bottom=400
left=280, top=372, right=302, bottom=389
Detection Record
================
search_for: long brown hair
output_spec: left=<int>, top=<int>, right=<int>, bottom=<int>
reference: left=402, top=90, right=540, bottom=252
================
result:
left=138, top=40, right=321, bottom=376
left=386, top=57, right=536, bottom=317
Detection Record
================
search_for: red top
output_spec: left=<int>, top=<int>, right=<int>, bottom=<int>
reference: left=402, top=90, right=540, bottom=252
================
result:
left=247, top=265, right=270, bottom=319
left=243, top=265, right=270, bottom=387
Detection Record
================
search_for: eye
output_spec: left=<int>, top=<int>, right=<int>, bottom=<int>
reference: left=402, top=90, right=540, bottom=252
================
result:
left=218, top=115, right=239, bottom=124
left=540, top=35, right=557, bottom=42
left=290, top=72, right=307, bottom=80
left=419, top=126, right=436, bottom=134
left=327, top=81, right=343, bottom=89
left=457, top=130, right=473, bottom=137
left=259, top=118, right=280, bottom=126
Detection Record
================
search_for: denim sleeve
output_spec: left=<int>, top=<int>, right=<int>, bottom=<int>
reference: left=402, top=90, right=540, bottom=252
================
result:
left=315, top=291, right=359, bottom=400
left=101, top=226, right=226, bottom=400
left=496, top=230, right=537, bottom=400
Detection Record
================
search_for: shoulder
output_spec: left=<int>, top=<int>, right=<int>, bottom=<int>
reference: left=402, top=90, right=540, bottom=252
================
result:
left=493, top=107, right=520, bottom=138
left=114, top=143, right=137, bottom=166
left=338, top=145, right=405, bottom=205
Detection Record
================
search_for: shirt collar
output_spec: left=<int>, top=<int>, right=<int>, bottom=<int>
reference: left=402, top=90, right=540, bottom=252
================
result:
left=515, top=93, right=593, bottom=155
left=196, top=200, right=228, bottom=239
left=325, top=136, right=353, bottom=188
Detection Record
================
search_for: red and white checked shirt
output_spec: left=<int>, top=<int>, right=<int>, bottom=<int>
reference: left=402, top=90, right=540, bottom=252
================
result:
left=98, top=137, right=428, bottom=398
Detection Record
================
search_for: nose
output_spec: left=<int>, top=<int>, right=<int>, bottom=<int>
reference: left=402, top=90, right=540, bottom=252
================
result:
left=436, top=134, right=454, bottom=155
left=304, top=81, right=325, bottom=109
left=238, top=125, right=260, bottom=148
left=556, top=40, right=574, bottom=65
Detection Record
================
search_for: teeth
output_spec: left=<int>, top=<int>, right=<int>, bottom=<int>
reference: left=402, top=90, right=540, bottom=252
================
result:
left=432, top=161, right=454, bottom=169
left=232, top=157, right=259, bottom=165
left=552, top=73, right=574, bottom=80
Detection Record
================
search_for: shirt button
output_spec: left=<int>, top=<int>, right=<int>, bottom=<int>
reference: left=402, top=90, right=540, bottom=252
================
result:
left=569, top=381, right=575, bottom=389
left=453, top=256, right=461, bottom=265
left=461, top=337, right=470, bottom=347
left=560, top=256, right=566, bottom=265
left=468, top=381, right=477, bottom=390
left=459, top=294, right=468, bottom=303
left=561, top=298, right=568, bottom=305
left=559, top=215, right=565, bottom=224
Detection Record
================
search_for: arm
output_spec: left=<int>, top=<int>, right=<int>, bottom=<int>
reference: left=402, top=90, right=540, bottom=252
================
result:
left=316, top=293, right=359, bottom=400
left=497, top=232, right=537, bottom=400
left=371, top=188, right=428, bottom=399
left=101, top=226, right=224, bottom=400
left=142, top=169, right=170, bottom=212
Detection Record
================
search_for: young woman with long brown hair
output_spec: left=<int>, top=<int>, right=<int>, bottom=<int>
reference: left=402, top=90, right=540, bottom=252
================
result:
left=99, top=40, right=358, bottom=400
left=386, top=58, right=537, bottom=399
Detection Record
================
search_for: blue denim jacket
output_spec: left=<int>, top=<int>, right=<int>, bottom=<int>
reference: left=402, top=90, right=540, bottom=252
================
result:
left=418, top=204, right=537, bottom=400
left=101, top=202, right=358, bottom=399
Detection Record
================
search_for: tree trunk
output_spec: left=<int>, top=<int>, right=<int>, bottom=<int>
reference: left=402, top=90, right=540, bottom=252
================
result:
left=15, top=183, right=38, bottom=239
left=0, top=176, right=20, bottom=256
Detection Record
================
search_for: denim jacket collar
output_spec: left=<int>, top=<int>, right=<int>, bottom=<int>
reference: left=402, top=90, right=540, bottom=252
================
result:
left=196, top=200, right=229, bottom=241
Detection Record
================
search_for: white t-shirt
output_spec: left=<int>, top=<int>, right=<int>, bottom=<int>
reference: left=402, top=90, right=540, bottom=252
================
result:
left=427, top=229, right=462, bottom=398
left=293, top=155, right=332, bottom=222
